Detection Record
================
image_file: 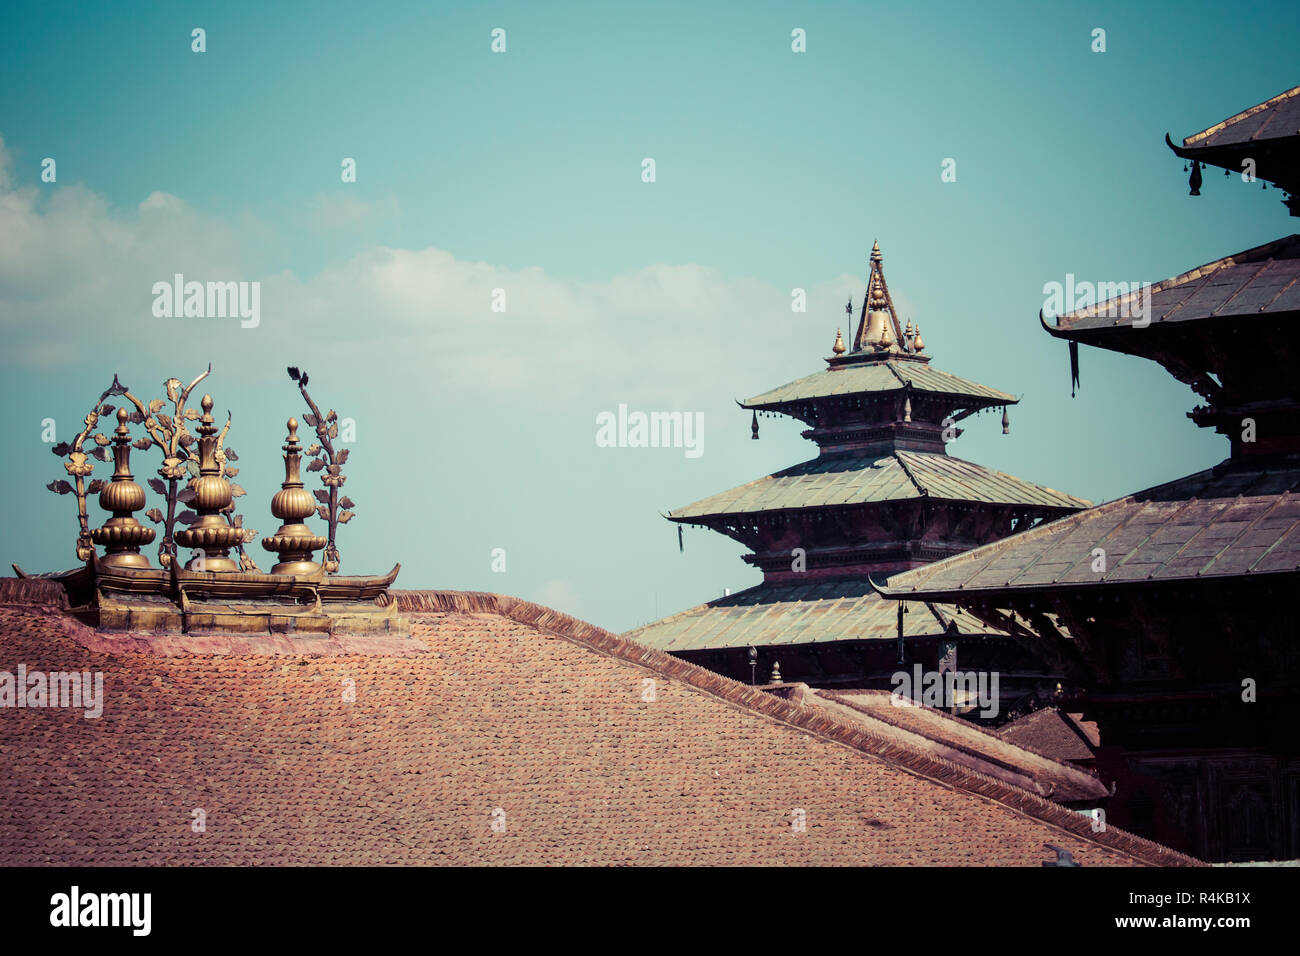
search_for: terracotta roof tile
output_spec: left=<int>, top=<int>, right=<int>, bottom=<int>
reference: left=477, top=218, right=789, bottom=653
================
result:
left=0, top=587, right=1198, bottom=866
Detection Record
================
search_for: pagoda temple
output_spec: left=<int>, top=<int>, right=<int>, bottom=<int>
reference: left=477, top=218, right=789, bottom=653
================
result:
left=627, top=242, right=1089, bottom=709
left=876, top=87, right=1300, bottom=863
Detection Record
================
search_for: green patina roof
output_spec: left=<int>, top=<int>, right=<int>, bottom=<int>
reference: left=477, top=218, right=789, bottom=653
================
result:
left=624, top=579, right=996, bottom=652
left=743, top=360, right=1015, bottom=409
left=668, top=450, right=1090, bottom=521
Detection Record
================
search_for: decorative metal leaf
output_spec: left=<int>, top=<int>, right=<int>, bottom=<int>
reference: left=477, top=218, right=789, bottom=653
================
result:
left=157, top=412, right=173, bottom=431
left=51, top=442, right=72, bottom=457
left=306, top=458, right=325, bottom=472
left=224, top=466, right=239, bottom=478
left=316, top=505, right=329, bottom=520
left=47, top=480, right=73, bottom=495
left=287, top=366, right=301, bottom=382
left=93, top=433, right=111, bottom=446
left=145, top=508, right=163, bottom=524
left=337, top=448, right=349, bottom=465
left=186, top=459, right=200, bottom=478
left=100, top=404, right=115, bottom=416
left=338, top=510, right=355, bottom=524
left=327, top=422, right=339, bottom=439
left=87, top=479, right=105, bottom=494
left=314, top=490, right=330, bottom=505
left=148, top=477, right=167, bottom=495
left=184, top=408, right=200, bottom=421
left=178, top=488, right=197, bottom=504
left=176, top=510, right=198, bottom=526
left=132, top=437, right=152, bottom=450
left=303, top=413, right=318, bottom=428
left=326, top=410, right=337, bottom=422
left=327, top=463, right=341, bottom=475
left=89, top=447, right=108, bottom=462
left=306, top=443, right=321, bottom=456
left=148, top=398, right=165, bottom=414
left=178, top=433, right=195, bottom=447
left=129, top=409, right=146, bottom=425
left=301, top=372, right=308, bottom=387
left=229, top=483, right=246, bottom=498
left=225, top=449, right=239, bottom=461
left=339, top=496, right=355, bottom=510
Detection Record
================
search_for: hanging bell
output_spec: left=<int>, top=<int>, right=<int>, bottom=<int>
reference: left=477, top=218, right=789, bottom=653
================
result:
left=1001, top=406, right=1010, bottom=435
left=751, top=408, right=759, bottom=440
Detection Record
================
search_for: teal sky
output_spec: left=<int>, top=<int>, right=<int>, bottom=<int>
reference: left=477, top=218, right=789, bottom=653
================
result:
left=1, top=0, right=1296, bottom=630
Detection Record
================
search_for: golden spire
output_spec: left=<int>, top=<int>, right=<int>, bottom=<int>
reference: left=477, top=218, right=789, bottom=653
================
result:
left=913, top=324, right=925, bottom=352
left=854, top=240, right=904, bottom=353
left=174, top=394, right=242, bottom=572
left=262, top=417, right=327, bottom=575
left=91, top=407, right=155, bottom=568
left=832, top=328, right=846, bottom=355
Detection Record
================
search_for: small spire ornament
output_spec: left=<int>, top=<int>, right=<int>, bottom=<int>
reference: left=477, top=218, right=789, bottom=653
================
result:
left=751, top=408, right=760, bottom=440
left=91, top=407, right=156, bottom=568
left=770, top=660, right=783, bottom=684
left=262, top=418, right=327, bottom=575
left=912, top=325, right=925, bottom=352
left=174, top=394, right=242, bottom=572
left=832, top=328, right=846, bottom=355
left=1002, top=406, right=1011, bottom=435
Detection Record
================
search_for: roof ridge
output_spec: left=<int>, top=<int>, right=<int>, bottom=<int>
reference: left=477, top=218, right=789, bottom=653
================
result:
left=817, top=688, right=1104, bottom=790
left=394, top=589, right=1201, bottom=866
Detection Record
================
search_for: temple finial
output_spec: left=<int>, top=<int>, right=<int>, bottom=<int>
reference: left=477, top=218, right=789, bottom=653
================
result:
left=832, top=328, right=846, bottom=355
left=855, top=240, right=903, bottom=353
left=262, top=417, right=326, bottom=575
left=913, top=325, right=925, bottom=352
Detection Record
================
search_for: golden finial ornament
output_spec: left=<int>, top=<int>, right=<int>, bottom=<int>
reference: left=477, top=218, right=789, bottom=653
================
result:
left=832, top=328, right=846, bottom=355
left=174, top=394, right=242, bottom=572
left=913, top=325, right=925, bottom=352
left=262, top=418, right=327, bottom=576
left=90, top=407, right=156, bottom=568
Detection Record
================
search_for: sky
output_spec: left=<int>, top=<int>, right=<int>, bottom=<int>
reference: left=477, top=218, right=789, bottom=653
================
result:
left=0, top=0, right=1296, bottom=631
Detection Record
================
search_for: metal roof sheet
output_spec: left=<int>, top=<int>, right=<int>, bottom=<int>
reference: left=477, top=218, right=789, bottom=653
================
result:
left=669, top=450, right=1089, bottom=520
left=1049, top=235, right=1300, bottom=336
left=744, top=360, right=1015, bottom=408
left=877, top=460, right=1300, bottom=597
left=624, top=579, right=998, bottom=651
left=1182, top=85, right=1300, bottom=149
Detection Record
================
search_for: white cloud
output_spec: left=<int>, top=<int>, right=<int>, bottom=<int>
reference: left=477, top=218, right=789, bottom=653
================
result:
left=0, top=134, right=919, bottom=407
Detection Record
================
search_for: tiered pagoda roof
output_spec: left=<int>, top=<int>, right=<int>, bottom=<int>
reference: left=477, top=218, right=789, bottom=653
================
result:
left=869, top=103, right=1300, bottom=857
left=631, top=243, right=1090, bottom=700
left=666, top=241, right=1088, bottom=581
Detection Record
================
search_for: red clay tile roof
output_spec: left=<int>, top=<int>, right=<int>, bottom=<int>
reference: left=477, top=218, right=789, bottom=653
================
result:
left=804, top=688, right=1106, bottom=802
left=999, top=708, right=1100, bottom=764
left=0, top=584, right=1198, bottom=866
